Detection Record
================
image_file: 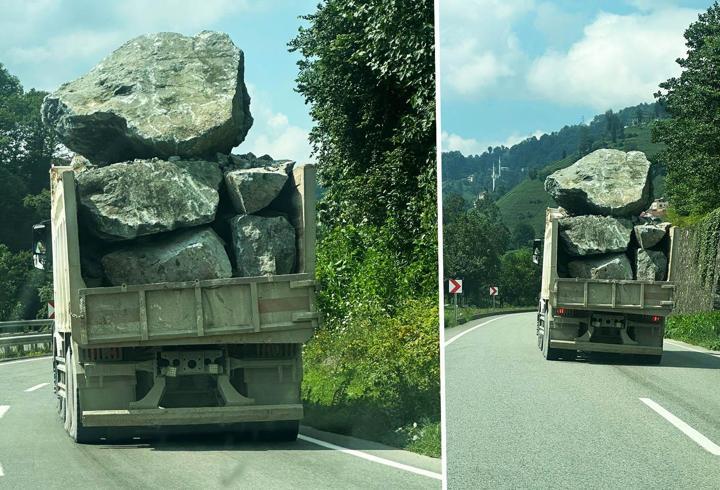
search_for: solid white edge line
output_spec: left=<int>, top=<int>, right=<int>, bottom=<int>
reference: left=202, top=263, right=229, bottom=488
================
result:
left=639, top=398, right=720, bottom=456
left=0, top=406, right=9, bottom=419
left=665, top=339, right=720, bottom=357
left=0, top=356, right=50, bottom=368
left=444, top=316, right=505, bottom=346
left=0, top=462, right=4, bottom=476
left=24, top=382, right=49, bottom=392
left=297, top=434, right=442, bottom=480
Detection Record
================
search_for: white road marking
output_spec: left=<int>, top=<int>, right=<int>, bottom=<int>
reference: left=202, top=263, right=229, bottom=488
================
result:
left=665, top=339, right=720, bottom=357
left=0, top=406, right=8, bottom=419
left=445, top=316, right=507, bottom=346
left=298, top=434, right=442, bottom=480
left=0, top=462, right=4, bottom=476
left=640, top=398, right=720, bottom=456
left=0, top=356, right=50, bottom=368
left=24, top=383, right=49, bottom=392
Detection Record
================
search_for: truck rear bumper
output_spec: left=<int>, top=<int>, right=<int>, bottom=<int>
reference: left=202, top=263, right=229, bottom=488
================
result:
left=550, top=339, right=662, bottom=355
left=82, top=404, right=303, bottom=427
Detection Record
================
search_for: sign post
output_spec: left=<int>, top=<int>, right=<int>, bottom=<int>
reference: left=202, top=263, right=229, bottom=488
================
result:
left=449, top=279, right=463, bottom=325
left=489, top=286, right=498, bottom=308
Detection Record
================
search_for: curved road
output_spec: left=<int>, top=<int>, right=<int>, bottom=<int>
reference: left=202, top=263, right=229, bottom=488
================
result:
left=0, top=357, right=440, bottom=489
left=446, top=312, right=720, bottom=489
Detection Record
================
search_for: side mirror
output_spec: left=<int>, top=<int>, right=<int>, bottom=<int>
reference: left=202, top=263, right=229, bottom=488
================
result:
left=32, top=222, right=50, bottom=270
left=532, top=239, right=542, bottom=265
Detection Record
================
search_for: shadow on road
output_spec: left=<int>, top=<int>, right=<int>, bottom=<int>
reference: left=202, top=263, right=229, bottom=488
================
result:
left=574, top=350, right=720, bottom=369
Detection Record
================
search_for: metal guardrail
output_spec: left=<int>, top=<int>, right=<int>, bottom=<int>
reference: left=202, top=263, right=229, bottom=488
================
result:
left=0, top=319, right=53, bottom=359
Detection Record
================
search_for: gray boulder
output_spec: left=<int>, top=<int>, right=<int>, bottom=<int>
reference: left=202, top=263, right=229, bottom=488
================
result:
left=217, top=152, right=292, bottom=171
left=230, top=215, right=296, bottom=276
left=76, top=158, right=222, bottom=240
left=101, top=228, right=232, bottom=285
left=636, top=249, right=668, bottom=281
left=42, top=31, right=252, bottom=164
left=558, top=215, right=632, bottom=256
left=634, top=222, right=670, bottom=249
left=545, top=149, right=652, bottom=216
left=568, top=254, right=633, bottom=280
left=225, top=162, right=294, bottom=214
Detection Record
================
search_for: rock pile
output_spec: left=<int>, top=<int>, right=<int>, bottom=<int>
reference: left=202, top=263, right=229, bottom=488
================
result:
left=43, top=32, right=300, bottom=286
left=545, top=149, right=669, bottom=281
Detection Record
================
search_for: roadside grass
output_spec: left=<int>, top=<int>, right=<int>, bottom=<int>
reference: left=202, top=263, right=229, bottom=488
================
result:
left=0, top=346, right=51, bottom=361
left=666, top=312, right=720, bottom=351
left=444, top=305, right=535, bottom=328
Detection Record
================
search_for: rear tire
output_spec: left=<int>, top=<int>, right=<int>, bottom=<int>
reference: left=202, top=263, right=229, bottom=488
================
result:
left=261, top=420, right=300, bottom=442
left=65, top=346, right=102, bottom=444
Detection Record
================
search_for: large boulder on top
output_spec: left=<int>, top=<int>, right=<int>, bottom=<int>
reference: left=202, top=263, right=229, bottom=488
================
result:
left=568, top=254, right=633, bottom=280
left=76, top=158, right=223, bottom=240
left=101, top=228, right=232, bottom=285
left=636, top=249, right=668, bottom=281
left=41, top=31, right=252, bottom=164
left=634, top=222, right=670, bottom=249
left=545, top=149, right=652, bottom=217
left=558, top=215, right=632, bottom=256
left=230, top=215, right=296, bottom=276
left=225, top=161, right=294, bottom=214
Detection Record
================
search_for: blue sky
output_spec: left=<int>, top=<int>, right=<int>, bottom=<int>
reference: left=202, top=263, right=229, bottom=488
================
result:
left=440, top=0, right=713, bottom=156
left=0, top=0, right=316, bottom=163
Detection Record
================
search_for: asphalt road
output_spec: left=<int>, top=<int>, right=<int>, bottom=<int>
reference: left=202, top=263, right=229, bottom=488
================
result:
left=445, top=312, right=720, bottom=489
left=0, top=357, right=440, bottom=489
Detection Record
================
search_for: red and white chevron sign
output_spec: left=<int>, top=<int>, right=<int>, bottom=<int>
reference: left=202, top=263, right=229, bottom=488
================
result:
left=489, top=286, right=498, bottom=296
left=48, top=301, right=55, bottom=319
left=449, top=279, right=463, bottom=294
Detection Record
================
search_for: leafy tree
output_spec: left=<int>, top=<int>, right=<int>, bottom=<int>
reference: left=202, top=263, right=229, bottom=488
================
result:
left=654, top=2, right=720, bottom=215
left=443, top=193, right=467, bottom=225
left=499, top=248, right=541, bottom=306
left=511, top=222, right=536, bottom=249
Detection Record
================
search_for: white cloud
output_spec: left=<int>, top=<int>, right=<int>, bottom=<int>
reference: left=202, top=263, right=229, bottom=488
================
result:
left=527, top=8, right=698, bottom=110
left=441, top=0, right=534, bottom=97
left=239, top=85, right=312, bottom=164
left=111, top=0, right=259, bottom=32
left=442, top=129, right=546, bottom=155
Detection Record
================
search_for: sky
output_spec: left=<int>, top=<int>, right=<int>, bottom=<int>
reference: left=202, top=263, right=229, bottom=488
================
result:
left=0, top=0, right=316, bottom=163
left=440, top=0, right=713, bottom=156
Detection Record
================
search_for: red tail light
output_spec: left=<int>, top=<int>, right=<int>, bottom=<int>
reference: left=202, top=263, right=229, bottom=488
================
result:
left=556, top=308, right=566, bottom=316
left=651, top=315, right=661, bottom=323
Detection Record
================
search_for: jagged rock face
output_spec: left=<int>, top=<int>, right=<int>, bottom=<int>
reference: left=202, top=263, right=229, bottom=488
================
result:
left=545, top=149, right=652, bottom=217
left=568, top=254, right=633, bottom=280
left=634, top=223, right=670, bottom=249
left=230, top=215, right=296, bottom=276
left=217, top=152, right=292, bottom=171
left=42, top=31, right=252, bottom=164
left=101, top=228, right=232, bottom=285
left=558, top=215, right=632, bottom=256
left=636, top=249, right=668, bottom=281
left=225, top=162, right=294, bottom=214
left=76, top=158, right=223, bottom=240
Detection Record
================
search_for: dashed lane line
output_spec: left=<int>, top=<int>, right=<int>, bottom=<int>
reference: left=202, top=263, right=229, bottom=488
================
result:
left=297, top=434, right=442, bottom=481
left=24, top=383, right=49, bottom=392
left=640, top=398, right=720, bottom=456
left=0, top=406, right=8, bottom=419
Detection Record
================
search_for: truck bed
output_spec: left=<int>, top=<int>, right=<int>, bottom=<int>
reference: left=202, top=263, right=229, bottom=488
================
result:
left=553, top=277, right=674, bottom=315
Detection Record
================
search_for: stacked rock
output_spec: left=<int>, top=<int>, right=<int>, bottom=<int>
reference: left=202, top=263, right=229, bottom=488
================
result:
left=544, top=149, right=670, bottom=281
left=41, top=31, right=298, bottom=286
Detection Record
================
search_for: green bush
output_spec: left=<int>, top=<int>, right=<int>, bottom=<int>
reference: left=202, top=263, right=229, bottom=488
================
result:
left=666, top=312, right=720, bottom=351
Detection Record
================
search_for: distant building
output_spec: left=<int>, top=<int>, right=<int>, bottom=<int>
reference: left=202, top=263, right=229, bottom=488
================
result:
left=641, top=198, right=669, bottom=219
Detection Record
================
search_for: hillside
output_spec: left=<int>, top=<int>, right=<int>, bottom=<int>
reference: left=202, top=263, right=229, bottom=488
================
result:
left=497, top=124, right=666, bottom=236
left=442, top=102, right=668, bottom=205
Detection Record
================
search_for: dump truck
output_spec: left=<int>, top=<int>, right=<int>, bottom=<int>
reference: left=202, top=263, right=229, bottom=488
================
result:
left=32, top=164, right=318, bottom=443
left=535, top=208, right=676, bottom=363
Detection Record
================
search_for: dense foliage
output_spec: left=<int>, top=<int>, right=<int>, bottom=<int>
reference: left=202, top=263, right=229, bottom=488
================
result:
left=654, top=3, right=720, bottom=216
left=666, top=312, right=720, bottom=350
left=0, top=63, right=54, bottom=320
left=290, top=0, right=439, bottom=446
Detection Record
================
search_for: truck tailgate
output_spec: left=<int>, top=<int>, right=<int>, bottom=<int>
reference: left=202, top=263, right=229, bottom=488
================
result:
left=77, top=274, right=318, bottom=345
left=553, top=278, right=674, bottom=315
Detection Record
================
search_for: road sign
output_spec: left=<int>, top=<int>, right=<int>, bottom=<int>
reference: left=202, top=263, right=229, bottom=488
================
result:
left=489, top=286, right=498, bottom=296
left=449, top=279, right=463, bottom=294
left=48, top=301, right=55, bottom=319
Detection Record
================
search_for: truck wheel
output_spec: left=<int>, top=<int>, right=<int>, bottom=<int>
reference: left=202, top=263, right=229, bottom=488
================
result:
left=540, top=330, right=561, bottom=361
left=65, top=347, right=101, bottom=444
